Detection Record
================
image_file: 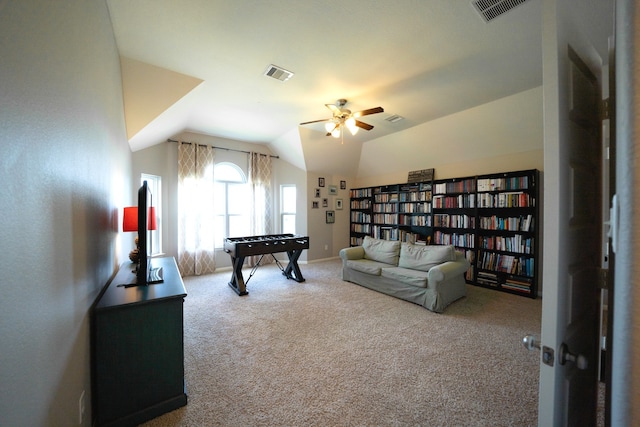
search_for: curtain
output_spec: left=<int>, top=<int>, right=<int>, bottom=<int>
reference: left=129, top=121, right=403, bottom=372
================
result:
left=178, top=142, right=216, bottom=276
left=248, top=152, right=273, bottom=266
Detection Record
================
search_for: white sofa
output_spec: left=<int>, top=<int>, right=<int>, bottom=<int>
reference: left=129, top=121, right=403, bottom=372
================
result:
left=339, top=236, right=470, bottom=313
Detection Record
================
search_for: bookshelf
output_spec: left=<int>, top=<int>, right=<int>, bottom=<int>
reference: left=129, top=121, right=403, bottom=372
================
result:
left=372, top=184, right=400, bottom=241
left=474, top=169, right=538, bottom=298
left=432, top=176, right=477, bottom=282
left=349, top=187, right=373, bottom=246
left=398, top=182, right=433, bottom=244
left=347, top=169, right=539, bottom=298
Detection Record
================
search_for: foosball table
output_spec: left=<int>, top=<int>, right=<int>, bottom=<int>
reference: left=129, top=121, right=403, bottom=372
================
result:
left=223, top=234, right=310, bottom=295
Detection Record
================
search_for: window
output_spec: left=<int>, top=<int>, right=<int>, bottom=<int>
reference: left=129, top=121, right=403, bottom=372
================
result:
left=214, top=163, right=250, bottom=247
left=281, top=185, right=296, bottom=234
left=141, top=173, right=162, bottom=255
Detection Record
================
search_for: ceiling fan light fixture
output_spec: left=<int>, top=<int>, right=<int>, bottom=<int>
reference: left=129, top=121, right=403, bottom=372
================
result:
left=331, top=128, right=341, bottom=138
left=345, top=117, right=358, bottom=135
left=325, top=122, right=336, bottom=133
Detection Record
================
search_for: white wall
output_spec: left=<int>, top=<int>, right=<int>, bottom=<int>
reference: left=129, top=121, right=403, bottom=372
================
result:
left=0, top=2, right=130, bottom=425
left=356, top=87, right=544, bottom=185
left=133, top=131, right=308, bottom=268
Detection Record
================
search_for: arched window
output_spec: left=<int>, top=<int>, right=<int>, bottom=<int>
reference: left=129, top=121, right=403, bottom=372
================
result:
left=214, top=162, right=250, bottom=247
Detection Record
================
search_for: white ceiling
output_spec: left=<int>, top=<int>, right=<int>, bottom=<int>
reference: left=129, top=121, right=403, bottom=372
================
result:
left=106, top=0, right=543, bottom=173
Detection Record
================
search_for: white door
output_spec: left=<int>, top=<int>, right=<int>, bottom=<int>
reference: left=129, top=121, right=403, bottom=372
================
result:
left=538, top=0, right=613, bottom=425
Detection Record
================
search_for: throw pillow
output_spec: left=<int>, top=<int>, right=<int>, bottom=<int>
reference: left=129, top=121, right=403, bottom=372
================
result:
left=362, top=236, right=401, bottom=265
left=398, top=243, right=456, bottom=272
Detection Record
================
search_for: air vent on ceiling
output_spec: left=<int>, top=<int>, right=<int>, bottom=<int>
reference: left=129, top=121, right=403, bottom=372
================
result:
left=472, top=0, right=529, bottom=22
left=263, top=64, right=294, bottom=82
left=385, top=114, right=404, bottom=123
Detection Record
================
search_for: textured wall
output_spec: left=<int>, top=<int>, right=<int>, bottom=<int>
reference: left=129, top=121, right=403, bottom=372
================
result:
left=0, top=1, right=130, bottom=425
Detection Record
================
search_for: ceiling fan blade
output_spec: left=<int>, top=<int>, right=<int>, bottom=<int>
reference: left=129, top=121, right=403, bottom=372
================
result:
left=355, top=120, right=374, bottom=131
left=299, top=118, right=330, bottom=125
left=354, top=106, right=384, bottom=118
left=325, top=103, right=342, bottom=115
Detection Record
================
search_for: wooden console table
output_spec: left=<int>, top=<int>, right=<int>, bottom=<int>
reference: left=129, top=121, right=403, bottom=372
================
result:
left=92, top=256, right=187, bottom=427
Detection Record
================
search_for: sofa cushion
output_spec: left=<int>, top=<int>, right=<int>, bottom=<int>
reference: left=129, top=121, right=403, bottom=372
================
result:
left=345, top=259, right=389, bottom=276
left=381, top=267, right=429, bottom=288
left=362, top=236, right=401, bottom=265
left=398, top=243, right=456, bottom=272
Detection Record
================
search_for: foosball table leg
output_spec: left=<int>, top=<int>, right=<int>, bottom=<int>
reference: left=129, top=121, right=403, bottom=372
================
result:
left=228, top=255, right=249, bottom=296
left=283, top=249, right=305, bottom=282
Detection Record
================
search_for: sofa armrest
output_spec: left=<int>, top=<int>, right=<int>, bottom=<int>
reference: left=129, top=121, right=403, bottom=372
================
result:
left=427, top=254, right=470, bottom=285
left=339, top=246, right=365, bottom=261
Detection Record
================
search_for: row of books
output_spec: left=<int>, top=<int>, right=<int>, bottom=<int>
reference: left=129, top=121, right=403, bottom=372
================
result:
left=350, top=236, right=365, bottom=246
left=350, top=212, right=371, bottom=223
left=477, top=192, right=534, bottom=208
left=400, top=182, right=432, bottom=192
left=398, top=191, right=432, bottom=202
left=374, top=193, right=398, bottom=203
left=502, top=277, right=533, bottom=294
left=478, top=214, right=534, bottom=232
left=477, top=176, right=529, bottom=192
left=373, top=214, right=398, bottom=224
left=432, top=194, right=476, bottom=208
left=399, top=214, right=431, bottom=226
left=372, top=226, right=399, bottom=241
left=478, top=234, right=534, bottom=254
left=351, top=224, right=371, bottom=234
left=433, top=231, right=475, bottom=248
left=475, top=271, right=533, bottom=294
left=478, top=251, right=535, bottom=277
left=434, top=179, right=475, bottom=195
left=399, top=202, right=431, bottom=213
left=350, top=188, right=373, bottom=198
left=373, top=204, right=398, bottom=213
left=433, top=214, right=475, bottom=229
left=350, top=199, right=371, bottom=209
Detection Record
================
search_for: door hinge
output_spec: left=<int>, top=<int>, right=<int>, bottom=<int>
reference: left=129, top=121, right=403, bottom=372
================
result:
left=602, top=98, right=610, bottom=120
left=599, top=268, right=609, bottom=290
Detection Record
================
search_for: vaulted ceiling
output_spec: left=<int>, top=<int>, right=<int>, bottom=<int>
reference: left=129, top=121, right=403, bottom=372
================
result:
left=106, top=0, right=544, bottom=175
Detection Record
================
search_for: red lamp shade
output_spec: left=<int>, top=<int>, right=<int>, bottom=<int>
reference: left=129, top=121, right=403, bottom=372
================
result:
left=148, top=207, right=157, bottom=231
left=122, top=207, right=138, bottom=232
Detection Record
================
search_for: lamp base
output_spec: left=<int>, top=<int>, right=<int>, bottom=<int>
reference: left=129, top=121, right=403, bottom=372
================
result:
left=129, top=247, right=140, bottom=264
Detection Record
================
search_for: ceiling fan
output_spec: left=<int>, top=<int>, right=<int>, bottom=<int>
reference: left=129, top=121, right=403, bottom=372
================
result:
left=300, top=99, right=384, bottom=139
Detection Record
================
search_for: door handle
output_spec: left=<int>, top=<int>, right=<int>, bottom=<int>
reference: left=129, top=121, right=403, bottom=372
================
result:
left=559, top=343, right=588, bottom=370
left=522, top=334, right=541, bottom=351
left=523, top=335, right=555, bottom=367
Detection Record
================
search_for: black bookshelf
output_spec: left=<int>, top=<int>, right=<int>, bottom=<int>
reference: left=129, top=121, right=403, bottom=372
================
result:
left=347, top=169, right=540, bottom=299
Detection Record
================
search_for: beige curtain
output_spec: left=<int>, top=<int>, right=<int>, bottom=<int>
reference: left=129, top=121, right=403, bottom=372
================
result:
left=248, top=152, right=273, bottom=266
left=178, top=142, right=216, bottom=276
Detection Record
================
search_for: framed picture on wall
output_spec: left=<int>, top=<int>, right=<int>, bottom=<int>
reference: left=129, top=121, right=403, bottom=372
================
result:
left=328, top=185, right=337, bottom=195
left=322, top=198, right=328, bottom=208
left=326, top=210, right=335, bottom=224
left=315, top=188, right=321, bottom=198
left=312, top=201, right=319, bottom=209
left=318, top=177, right=325, bottom=187
left=340, top=180, right=346, bottom=190
left=336, top=198, right=343, bottom=210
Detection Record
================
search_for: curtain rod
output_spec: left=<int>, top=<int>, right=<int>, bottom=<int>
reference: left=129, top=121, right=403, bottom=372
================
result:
left=167, top=138, right=279, bottom=159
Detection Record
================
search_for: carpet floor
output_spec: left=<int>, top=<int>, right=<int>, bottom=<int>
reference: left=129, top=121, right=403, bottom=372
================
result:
left=141, top=258, right=542, bottom=426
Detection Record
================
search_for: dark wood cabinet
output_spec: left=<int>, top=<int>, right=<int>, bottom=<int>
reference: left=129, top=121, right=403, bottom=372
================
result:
left=92, top=257, right=187, bottom=427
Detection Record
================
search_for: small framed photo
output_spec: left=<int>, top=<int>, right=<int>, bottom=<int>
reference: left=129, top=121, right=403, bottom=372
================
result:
left=336, top=198, right=343, bottom=210
left=318, top=177, right=325, bottom=187
left=328, top=185, right=337, bottom=195
left=340, top=180, right=346, bottom=190
left=326, top=210, right=335, bottom=224
left=312, top=201, right=319, bottom=209
left=315, top=188, right=321, bottom=198
left=322, top=198, right=328, bottom=208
